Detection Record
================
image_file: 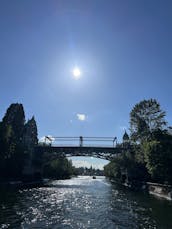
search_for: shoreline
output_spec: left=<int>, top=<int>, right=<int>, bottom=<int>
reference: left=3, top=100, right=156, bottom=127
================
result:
left=0, top=180, right=45, bottom=189
left=109, top=178, right=172, bottom=201
left=147, top=182, right=172, bottom=201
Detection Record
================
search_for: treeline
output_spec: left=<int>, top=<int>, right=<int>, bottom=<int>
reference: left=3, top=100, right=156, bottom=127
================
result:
left=104, top=99, right=172, bottom=187
left=42, top=153, right=76, bottom=179
left=75, top=166, right=104, bottom=176
left=0, top=103, right=76, bottom=182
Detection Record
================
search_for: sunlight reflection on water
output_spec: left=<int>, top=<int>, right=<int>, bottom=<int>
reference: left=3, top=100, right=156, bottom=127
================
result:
left=0, top=176, right=172, bottom=228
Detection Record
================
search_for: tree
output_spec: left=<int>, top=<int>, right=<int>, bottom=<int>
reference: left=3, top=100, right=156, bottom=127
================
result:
left=2, top=103, right=25, bottom=143
left=143, top=131, right=172, bottom=184
left=104, top=151, right=149, bottom=186
left=104, top=160, right=121, bottom=180
left=22, top=116, right=39, bottom=180
left=130, top=99, right=167, bottom=142
left=0, top=103, right=25, bottom=180
left=43, top=157, right=75, bottom=179
left=23, top=116, right=38, bottom=150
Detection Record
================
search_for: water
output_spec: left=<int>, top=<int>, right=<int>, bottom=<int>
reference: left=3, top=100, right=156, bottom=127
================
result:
left=0, top=176, right=172, bottom=228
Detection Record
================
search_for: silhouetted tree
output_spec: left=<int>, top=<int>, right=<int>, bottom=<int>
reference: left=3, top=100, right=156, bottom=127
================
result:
left=22, top=116, right=39, bottom=181
left=0, top=103, right=25, bottom=180
left=130, top=99, right=167, bottom=142
left=105, top=99, right=171, bottom=187
left=23, top=116, right=38, bottom=148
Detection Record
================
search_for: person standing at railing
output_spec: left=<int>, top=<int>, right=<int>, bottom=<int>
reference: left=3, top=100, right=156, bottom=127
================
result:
left=80, top=136, right=83, bottom=147
left=113, top=137, right=117, bottom=147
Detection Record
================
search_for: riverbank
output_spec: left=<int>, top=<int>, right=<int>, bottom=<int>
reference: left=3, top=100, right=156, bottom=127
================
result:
left=0, top=180, right=44, bottom=189
left=0, top=176, right=75, bottom=189
left=109, top=178, right=172, bottom=201
left=147, top=182, right=172, bottom=201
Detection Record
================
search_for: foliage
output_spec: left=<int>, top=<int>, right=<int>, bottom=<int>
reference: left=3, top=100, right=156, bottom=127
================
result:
left=130, top=99, right=167, bottom=142
left=0, top=103, right=39, bottom=181
left=104, top=158, right=121, bottom=180
left=22, top=116, right=40, bottom=181
left=75, top=166, right=104, bottom=176
left=143, top=131, right=172, bottom=184
left=104, top=151, right=149, bottom=184
left=0, top=104, right=25, bottom=180
left=105, top=99, right=172, bottom=186
left=43, top=157, right=75, bottom=179
left=23, top=116, right=38, bottom=148
left=22, top=116, right=38, bottom=164
left=2, top=103, right=25, bottom=140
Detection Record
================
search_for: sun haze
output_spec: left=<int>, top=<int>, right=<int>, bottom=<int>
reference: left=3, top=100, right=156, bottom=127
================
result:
left=72, top=67, right=82, bottom=80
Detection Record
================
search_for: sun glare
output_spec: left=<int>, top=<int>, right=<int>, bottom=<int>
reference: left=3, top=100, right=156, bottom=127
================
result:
left=72, top=67, right=81, bottom=80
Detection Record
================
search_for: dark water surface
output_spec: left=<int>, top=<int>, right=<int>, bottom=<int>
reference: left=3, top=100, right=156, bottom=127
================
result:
left=0, top=176, right=172, bottom=228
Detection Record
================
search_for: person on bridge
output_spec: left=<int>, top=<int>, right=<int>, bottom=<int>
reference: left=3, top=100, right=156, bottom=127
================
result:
left=80, top=136, right=83, bottom=147
left=113, top=137, right=117, bottom=147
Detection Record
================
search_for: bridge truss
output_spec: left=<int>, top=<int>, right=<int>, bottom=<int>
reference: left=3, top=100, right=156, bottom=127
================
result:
left=36, top=136, right=128, bottom=160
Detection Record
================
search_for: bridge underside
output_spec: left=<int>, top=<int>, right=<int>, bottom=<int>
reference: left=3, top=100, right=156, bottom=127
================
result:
left=36, top=146, right=123, bottom=160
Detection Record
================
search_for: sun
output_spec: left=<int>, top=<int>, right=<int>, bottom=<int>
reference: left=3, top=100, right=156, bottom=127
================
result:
left=72, top=67, right=81, bottom=80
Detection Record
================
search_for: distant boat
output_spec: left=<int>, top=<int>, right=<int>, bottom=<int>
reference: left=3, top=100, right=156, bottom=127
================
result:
left=92, top=176, right=96, bottom=179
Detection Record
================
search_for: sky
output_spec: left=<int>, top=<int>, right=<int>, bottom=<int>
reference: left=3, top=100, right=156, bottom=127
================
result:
left=0, top=0, right=171, bottom=169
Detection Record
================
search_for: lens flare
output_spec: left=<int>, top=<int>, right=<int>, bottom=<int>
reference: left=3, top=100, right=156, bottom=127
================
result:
left=72, top=67, right=81, bottom=80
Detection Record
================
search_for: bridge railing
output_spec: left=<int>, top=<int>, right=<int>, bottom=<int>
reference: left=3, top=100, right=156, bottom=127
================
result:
left=40, top=136, right=118, bottom=148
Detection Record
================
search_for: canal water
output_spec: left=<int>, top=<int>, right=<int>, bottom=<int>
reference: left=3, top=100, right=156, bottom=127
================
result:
left=0, top=176, right=172, bottom=228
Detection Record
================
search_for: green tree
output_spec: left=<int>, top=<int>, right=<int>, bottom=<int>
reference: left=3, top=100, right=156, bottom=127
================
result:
left=43, top=156, right=75, bottom=179
left=143, top=131, right=172, bottom=184
left=130, top=99, right=167, bottom=143
left=0, top=103, right=25, bottom=180
left=104, top=151, right=149, bottom=184
left=104, top=159, right=121, bottom=180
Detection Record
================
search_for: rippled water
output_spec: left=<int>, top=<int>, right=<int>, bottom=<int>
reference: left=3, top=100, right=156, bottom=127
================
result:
left=0, top=176, right=172, bottom=228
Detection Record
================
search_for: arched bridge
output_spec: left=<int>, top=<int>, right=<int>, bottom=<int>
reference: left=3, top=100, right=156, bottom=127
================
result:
left=36, top=136, right=129, bottom=160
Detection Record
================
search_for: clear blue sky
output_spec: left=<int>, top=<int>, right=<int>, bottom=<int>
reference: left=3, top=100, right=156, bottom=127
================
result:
left=0, top=1, right=171, bottom=168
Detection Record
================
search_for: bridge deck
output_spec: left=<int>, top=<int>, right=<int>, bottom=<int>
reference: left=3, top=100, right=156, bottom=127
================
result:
left=37, top=136, right=127, bottom=160
left=36, top=145, right=124, bottom=160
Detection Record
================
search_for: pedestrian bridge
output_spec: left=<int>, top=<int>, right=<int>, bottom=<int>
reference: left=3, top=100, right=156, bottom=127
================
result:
left=36, top=136, right=128, bottom=160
